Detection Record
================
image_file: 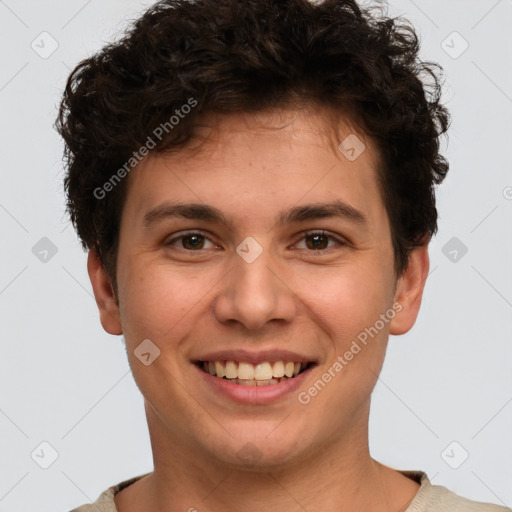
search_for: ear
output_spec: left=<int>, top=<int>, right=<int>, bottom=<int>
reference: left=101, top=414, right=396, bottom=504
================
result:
left=87, top=249, right=123, bottom=335
left=389, top=243, right=429, bottom=335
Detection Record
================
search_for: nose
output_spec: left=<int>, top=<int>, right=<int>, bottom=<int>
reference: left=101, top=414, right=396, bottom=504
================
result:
left=213, top=244, right=297, bottom=331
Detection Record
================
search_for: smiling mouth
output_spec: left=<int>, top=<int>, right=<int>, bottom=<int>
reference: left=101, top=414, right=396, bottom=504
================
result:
left=197, top=360, right=314, bottom=386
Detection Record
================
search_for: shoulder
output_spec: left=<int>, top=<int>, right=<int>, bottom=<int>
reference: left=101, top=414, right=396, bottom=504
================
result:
left=427, top=485, right=510, bottom=512
left=400, top=470, right=511, bottom=512
left=67, top=473, right=151, bottom=512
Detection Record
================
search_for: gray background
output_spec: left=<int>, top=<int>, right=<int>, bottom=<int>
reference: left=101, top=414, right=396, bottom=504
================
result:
left=0, top=1, right=511, bottom=510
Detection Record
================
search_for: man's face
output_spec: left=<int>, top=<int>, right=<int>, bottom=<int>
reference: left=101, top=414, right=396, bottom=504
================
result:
left=96, top=107, right=422, bottom=469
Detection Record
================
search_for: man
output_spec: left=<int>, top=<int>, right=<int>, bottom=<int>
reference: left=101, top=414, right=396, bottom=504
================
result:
left=57, top=0, right=509, bottom=510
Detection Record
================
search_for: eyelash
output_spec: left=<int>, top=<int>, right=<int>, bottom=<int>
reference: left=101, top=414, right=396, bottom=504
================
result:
left=165, top=230, right=346, bottom=253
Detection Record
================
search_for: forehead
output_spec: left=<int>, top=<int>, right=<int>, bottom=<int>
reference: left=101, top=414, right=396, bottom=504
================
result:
left=121, top=107, right=388, bottom=235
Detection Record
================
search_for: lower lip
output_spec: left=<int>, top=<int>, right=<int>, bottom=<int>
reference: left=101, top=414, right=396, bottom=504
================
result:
left=194, top=363, right=314, bottom=404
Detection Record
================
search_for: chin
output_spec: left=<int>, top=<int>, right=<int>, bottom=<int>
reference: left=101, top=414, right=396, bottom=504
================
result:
left=203, top=427, right=311, bottom=471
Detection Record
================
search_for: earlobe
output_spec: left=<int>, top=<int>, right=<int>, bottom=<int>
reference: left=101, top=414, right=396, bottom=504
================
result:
left=389, top=244, right=429, bottom=336
left=87, top=249, right=123, bottom=335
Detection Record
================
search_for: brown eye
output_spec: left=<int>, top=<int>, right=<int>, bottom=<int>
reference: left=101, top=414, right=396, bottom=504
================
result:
left=166, top=232, right=216, bottom=250
left=181, top=234, right=205, bottom=250
left=305, top=233, right=330, bottom=250
left=295, top=231, right=345, bottom=252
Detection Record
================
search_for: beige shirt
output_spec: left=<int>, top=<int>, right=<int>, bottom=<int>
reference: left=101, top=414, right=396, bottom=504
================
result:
left=69, top=470, right=510, bottom=511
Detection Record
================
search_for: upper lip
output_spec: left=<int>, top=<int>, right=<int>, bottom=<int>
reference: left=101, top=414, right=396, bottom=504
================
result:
left=193, top=349, right=318, bottom=365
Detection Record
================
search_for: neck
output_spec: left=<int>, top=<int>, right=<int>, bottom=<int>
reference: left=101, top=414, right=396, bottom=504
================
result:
left=115, top=401, right=419, bottom=512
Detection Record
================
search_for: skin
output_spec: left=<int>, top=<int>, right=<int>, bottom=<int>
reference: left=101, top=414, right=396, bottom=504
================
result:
left=88, top=106, right=429, bottom=511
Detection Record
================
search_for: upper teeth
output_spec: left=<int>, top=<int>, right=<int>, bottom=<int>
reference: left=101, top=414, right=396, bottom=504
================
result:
left=203, top=361, right=303, bottom=380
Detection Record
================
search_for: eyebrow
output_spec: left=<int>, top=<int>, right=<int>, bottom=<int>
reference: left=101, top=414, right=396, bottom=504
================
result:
left=142, top=200, right=367, bottom=229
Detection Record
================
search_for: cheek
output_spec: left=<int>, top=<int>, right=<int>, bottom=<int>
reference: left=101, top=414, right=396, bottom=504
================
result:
left=296, top=261, right=393, bottom=345
left=116, top=261, right=203, bottom=404
left=117, top=259, right=209, bottom=341
left=297, top=267, right=394, bottom=414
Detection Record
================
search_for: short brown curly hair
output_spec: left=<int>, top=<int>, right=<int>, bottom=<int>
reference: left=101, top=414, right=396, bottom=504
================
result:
left=56, top=0, right=450, bottom=286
